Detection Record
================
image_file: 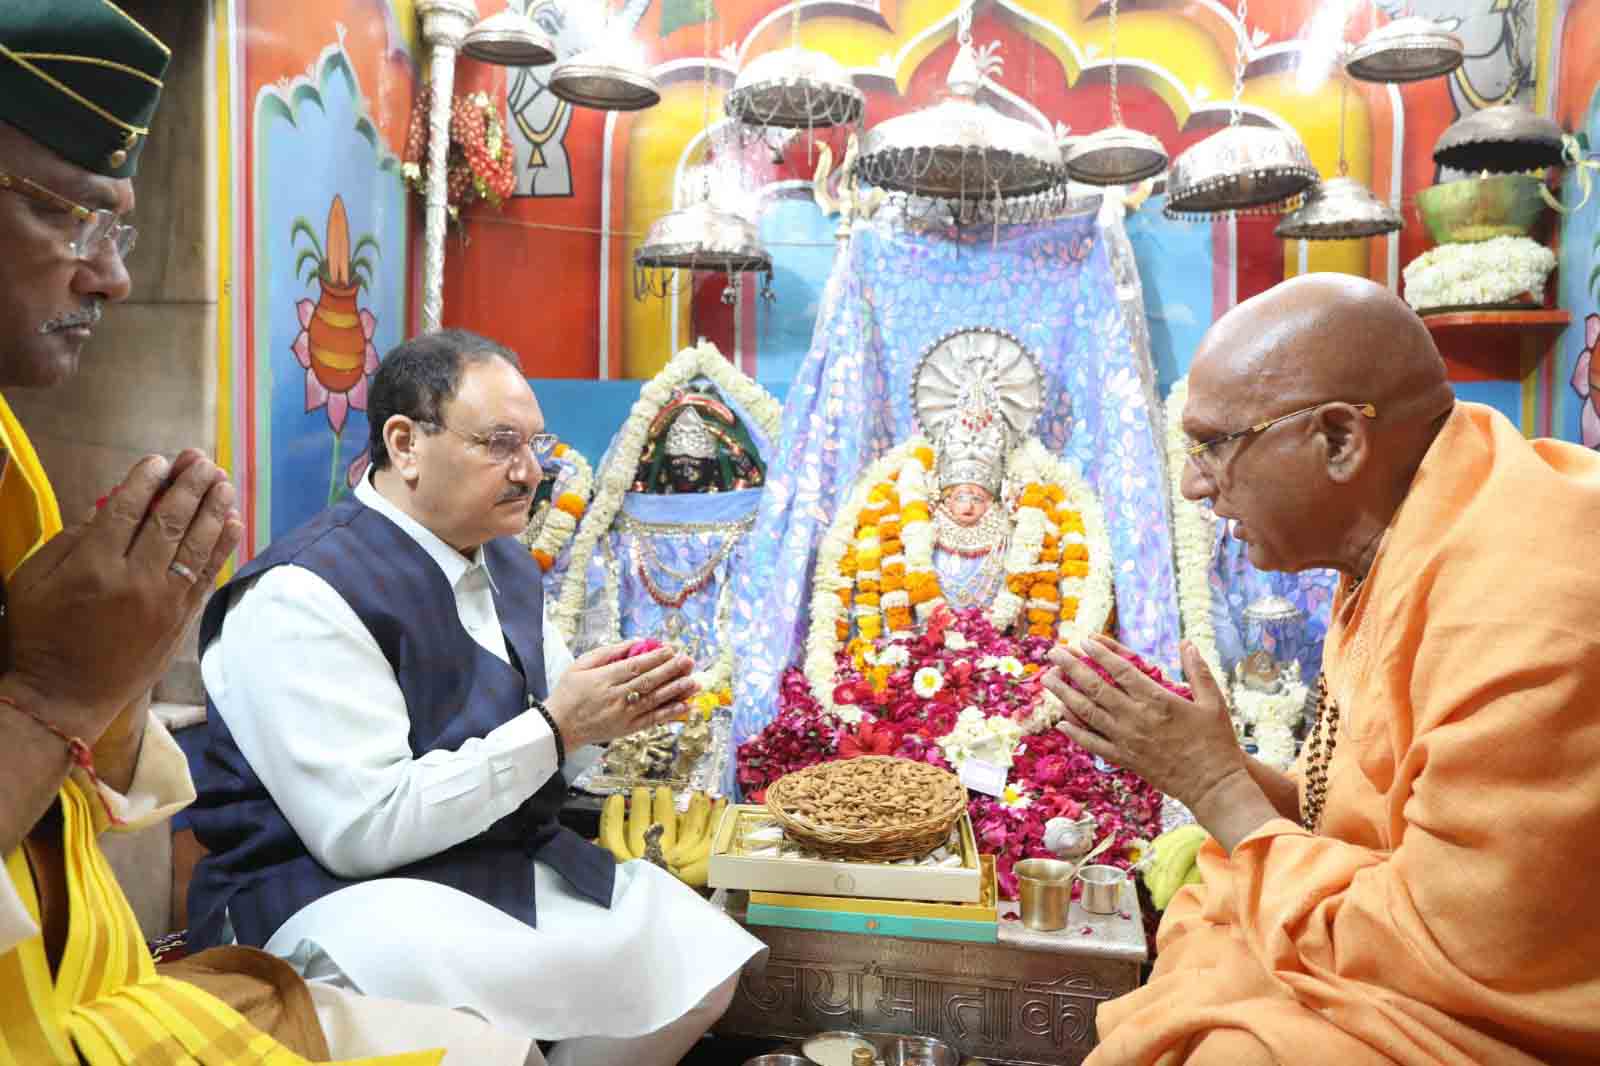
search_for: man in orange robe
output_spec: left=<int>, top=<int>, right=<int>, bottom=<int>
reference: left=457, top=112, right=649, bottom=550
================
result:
left=1045, top=272, right=1600, bottom=1065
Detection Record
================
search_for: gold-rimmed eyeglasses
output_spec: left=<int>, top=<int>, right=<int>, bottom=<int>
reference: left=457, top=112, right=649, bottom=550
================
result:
left=1186, top=402, right=1377, bottom=468
left=421, top=420, right=559, bottom=466
left=0, top=170, right=137, bottom=261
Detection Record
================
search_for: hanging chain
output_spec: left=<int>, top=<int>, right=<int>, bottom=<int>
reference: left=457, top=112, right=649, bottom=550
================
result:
left=958, top=0, right=975, bottom=48
left=1108, top=0, right=1122, bottom=126
left=1229, top=0, right=1248, bottom=127
left=1337, top=76, right=1349, bottom=176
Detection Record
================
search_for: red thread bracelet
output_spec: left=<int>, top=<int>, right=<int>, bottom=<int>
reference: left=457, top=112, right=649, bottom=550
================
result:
left=1, top=695, right=124, bottom=826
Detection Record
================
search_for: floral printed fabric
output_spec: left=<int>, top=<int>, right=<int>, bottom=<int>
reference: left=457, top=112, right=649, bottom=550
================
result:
left=731, top=212, right=1182, bottom=761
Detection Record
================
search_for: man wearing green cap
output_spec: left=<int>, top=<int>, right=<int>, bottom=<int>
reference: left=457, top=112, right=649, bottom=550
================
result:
left=0, top=3, right=537, bottom=1063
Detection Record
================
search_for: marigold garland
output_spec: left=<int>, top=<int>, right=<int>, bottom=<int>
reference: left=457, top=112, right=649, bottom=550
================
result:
left=520, top=442, right=593, bottom=572
left=807, top=437, right=1114, bottom=715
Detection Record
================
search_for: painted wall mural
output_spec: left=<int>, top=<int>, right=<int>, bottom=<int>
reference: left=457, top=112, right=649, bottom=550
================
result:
left=216, top=0, right=1600, bottom=564
left=229, top=3, right=417, bottom=555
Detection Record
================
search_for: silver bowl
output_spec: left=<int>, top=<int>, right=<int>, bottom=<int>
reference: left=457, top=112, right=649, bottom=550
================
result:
left=746, top=1055, right=812, bottom=1066
left=879, top=1035, right=959, bottom=1066
left=1415, top=173, right=1549, bottom=244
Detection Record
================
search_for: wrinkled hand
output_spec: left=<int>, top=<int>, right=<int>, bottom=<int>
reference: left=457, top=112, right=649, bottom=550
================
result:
left=5, top=450, right=241, bottom=743
left=544, top=641, right=698, bottom=751
left=1043, top=635, right=1243, bottom=810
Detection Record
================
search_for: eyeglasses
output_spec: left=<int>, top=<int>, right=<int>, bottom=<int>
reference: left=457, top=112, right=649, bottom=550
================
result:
left=0, top=170, right=137, bottom=261
left=421, top=420, right=559, bottom=466
left=1186, top=401, right=1377, bottom=473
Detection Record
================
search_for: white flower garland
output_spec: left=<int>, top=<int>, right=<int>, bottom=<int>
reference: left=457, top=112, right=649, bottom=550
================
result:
left=806, top=437, right=1114, bottom=717
left=520, top=444, right=593, bottom=571
left=1403, top=235, right=1557, bottom=312
left=1164, top=379, right=1223, bottom=684
left=552, top=339, right=781, bottom=695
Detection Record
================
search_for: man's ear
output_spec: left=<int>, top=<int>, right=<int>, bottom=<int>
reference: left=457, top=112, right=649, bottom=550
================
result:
left=383, top=415, right=422, bottom=481
left=1318, top=403, right=1371, bottom=484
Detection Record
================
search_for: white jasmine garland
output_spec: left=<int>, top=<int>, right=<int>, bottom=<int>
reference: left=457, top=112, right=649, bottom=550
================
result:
left=552, top=340, right=781, bottom=697
left=1402, top=235, right=1557, bottom=312
left=1164, top=379, right=1223, bottom=683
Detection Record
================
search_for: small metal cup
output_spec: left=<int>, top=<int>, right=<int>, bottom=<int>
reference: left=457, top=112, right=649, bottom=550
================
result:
left=1014, top=858, right=1074, bottom=931
left=1076, top=863, right=1125, bottom=915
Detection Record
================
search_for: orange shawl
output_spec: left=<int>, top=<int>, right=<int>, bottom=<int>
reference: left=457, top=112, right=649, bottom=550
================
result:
left=1093, top=403, right=1600, bottom=1066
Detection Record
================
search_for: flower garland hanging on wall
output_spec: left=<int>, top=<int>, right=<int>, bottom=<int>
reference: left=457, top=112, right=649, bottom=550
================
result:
left=519, top=442, right=593, bottom=572
left=402, top=87, right=516, bottom=218
left=806, top=437, right=1113, bottom=717
left=553, top=340, right=782, bottom=693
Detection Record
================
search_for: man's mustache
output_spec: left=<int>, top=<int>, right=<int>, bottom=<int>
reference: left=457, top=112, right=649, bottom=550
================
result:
left=39, top=301, right=103, bottom=334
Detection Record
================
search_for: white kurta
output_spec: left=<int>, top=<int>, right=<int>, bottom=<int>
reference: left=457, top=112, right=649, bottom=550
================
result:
left=201, top=472, right=764, bottom=1043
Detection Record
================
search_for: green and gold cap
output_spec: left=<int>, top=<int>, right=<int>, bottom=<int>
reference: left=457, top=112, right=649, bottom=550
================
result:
left=0, top=0, right=170, bottom=178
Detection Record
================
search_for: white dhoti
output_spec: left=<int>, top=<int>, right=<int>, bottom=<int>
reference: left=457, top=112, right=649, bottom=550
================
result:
left=267, top=858, right=764, bottom=1058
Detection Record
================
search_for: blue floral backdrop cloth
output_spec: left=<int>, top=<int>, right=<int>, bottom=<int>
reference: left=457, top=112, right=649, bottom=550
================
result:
left=1208, top=524, right=1338, bottom=683
left=730, top=212, right=1183, bottom=751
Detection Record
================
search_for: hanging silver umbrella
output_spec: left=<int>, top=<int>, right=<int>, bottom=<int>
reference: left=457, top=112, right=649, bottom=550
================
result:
left=724, top=43, right=864, bottom=130
left=1164, top=0, right=1316, bottom=218
left=461, top=9, right=556, bottom=67
left=1433, top=102, right=1565, bottom=174
left=1344, top=16, right=1462, bottom=84
left=856, top=0, right=1062, bottom=203
left=1276, top=80, right=1400, bottom=240
left=1064, top=0, right=1168, bottom=186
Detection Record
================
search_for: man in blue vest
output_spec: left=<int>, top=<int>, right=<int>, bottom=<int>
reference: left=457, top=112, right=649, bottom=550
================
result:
left=188, top=329, right=764, bottom=1066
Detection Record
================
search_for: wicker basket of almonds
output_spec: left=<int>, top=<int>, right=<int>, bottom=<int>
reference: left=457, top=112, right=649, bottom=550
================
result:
left=764, top=756, right=968, bottom=863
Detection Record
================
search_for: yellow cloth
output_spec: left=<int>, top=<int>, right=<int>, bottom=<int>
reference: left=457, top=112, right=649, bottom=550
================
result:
left=0, top=388, right=63, bottom=575
left=0, top=400, right=440, bottom=1066
left=1092, top=403, right=1600, bottom=1066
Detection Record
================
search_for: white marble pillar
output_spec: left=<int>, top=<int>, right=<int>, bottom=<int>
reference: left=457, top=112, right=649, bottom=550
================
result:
left=416, top=0, right=479, bottom=333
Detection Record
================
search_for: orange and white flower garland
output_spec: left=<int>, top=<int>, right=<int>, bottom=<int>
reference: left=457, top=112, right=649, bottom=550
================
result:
left=523, top=443, right=592, bottom=572
left=808, top=438, right=1113, bottom=716
left=553, top=340, right=781, bottom=694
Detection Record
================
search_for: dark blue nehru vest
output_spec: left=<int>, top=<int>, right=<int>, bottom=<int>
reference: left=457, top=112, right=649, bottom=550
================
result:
left=185, top=495, right=614, bottom=949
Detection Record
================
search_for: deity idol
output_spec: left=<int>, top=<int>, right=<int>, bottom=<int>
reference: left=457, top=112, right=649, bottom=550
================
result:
left=555, top=341, right=782, bottom=788
left=805, top=328, right=1115, bottom=710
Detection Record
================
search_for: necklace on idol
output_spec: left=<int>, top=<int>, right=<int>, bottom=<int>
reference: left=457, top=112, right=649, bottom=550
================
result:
left=940, top=546, right=1007, bottom=611
left=633, top=530, right=743, bottom=610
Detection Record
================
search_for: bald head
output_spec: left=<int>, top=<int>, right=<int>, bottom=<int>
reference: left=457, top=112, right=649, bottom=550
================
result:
left=1181, top=274, right=1456, bottom=577
left=1191, top=273, right=1453, bottom=427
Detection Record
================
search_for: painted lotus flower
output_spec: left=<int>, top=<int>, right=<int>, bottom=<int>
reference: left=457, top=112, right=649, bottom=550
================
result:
left=1571, top=313, right=1600, bottom=449
left=290, top=195, right=383, bottom=502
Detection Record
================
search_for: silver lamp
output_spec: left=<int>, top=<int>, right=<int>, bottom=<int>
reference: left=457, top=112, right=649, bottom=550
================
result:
left=1344, top=15, right=1463, bottom=84
left=1276, top=79, right=1400, bottom=240
left=1064, top=0, right=1168, bottom=186
left=1164, top=0, right=1317, bottom=218
left=461, top=9, right=556, bottom=67
left=856, top=0, right=1062, bottom=204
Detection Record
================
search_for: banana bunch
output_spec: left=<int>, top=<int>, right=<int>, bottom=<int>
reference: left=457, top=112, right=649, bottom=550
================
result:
left=1141, top=824, right=1209, bottom=911
left=598, top=787, right=727, bottom=889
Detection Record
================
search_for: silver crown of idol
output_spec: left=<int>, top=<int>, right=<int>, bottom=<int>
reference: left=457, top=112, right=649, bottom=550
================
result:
left=911, top=327, right=1046, bottom=496
left=663, top=405, right=718, bottom=461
